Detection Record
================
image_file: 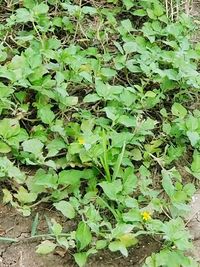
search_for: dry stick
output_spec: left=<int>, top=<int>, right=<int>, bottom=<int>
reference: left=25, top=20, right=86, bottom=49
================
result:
left=165, top=0, right=169, bottom=18
left=171, top=0, right=174, bottom=20
left=177, top=0, right=179, bottom=19
left=185, top=206, right=200, bottom=226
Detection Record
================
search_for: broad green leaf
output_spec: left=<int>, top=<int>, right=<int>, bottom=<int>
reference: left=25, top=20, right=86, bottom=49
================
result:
left=14, top=186, right=37, bottom=204
left=171, top=103, right=187, bottom=118
left=51, top=220, right=62, bottom=236
left=54, top=201, right=75, bottom=219
left=33, top=3, right=49, bottom=15
left=0, top=141, right=11, bottom=153
left=76, top=222, right=92, bottom=250
left=119, top=233, right=138, bottom=247
left=101, top=68, right=117, bottom=77
left=118, top=115, right=136, bottom=127
left=123, top=0, right=135, bottom=10
left=15, top=8, right=32, bottom=23
left=191, top=150, right=200, bottom=173
left=0, top=119, right=20, bottom=139
left=123, top=168, right=138, bottom=194
left=99, top=180, right=123, bottom=200
left=122, top=209, right=141, bottom=222
left=123, top=42, right=137, bottom=54
left=2, top=189, right=13, bottom=204
left=132, top=148, right=142, bottom=161
left=47, top=138, right=66, bottom=158
left=83, top=94, right=101, bottom=103
left=133, top=9, right=146, bottom=16
left=38, top=106, right=55, bottom=125
left=186, top=131, right=200, bottom=147
left=96, top=240, right=107, bottom=250
left=153, top=2, right=164, bottom=17
left=162, top=170, right=174, bottom=197
left=109, top=241, right=128, bottom=257
left=121, top=19, right=133, bottom=32
left=22, top=139, right=44, bottom=155
left=36, top=240, right=56, bottom=255
left=74, top=252, right=88, bottom=267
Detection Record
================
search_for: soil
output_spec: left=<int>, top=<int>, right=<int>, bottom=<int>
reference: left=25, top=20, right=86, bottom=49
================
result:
left=0, top=204, right=161, bottom=267
left=185, top=190, right=200, bottom=263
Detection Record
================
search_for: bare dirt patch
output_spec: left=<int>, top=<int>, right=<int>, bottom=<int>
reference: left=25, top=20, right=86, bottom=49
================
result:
left=185, top=190, right=200, bottom=263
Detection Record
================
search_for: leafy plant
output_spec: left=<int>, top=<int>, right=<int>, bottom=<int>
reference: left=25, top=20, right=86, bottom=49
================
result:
left=0, top=0, right=199, bottom=266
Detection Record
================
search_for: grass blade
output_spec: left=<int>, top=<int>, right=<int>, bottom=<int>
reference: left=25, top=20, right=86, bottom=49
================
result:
left=31, top=212, right=39, bottom=237
left=0, top=237, right=17, bottom=242
left=112, top=142, right=126, bottom=181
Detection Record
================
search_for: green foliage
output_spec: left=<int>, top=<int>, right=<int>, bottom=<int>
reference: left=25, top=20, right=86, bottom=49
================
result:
left=0, top=0, right=199, bottom=266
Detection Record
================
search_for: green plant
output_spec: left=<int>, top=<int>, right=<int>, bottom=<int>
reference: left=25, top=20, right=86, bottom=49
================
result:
left=0, top=0, right=199, bottom=266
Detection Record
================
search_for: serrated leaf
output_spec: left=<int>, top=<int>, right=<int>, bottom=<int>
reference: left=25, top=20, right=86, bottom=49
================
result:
left=14, top=186, right=37, bottom=204
left=38, top=106, right=55, bottom=125
left=2, top=189, right=13, bottom=204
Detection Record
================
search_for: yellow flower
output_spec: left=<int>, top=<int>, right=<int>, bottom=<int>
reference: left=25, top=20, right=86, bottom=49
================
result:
left=78, top=137, right=85, bottom=145
left=141, top=211, right=151, bottom=221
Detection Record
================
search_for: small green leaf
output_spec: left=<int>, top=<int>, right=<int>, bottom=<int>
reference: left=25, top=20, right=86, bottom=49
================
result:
left=33, top=3, right=49, bottom=15
left=123, top=42, right=137, bottom=54
left=0, top=141, right=11, bottom=153
left=83, top=94, right=101, bottom=103
left=76, top=222, right=92, bottom=250
left=0, top=119, right=20, bottom=139
left=14, top=186, right=37, bottom=204
left=191, top=150, right=200, bottom=173
left=15, top=8, right=32, bottom=23
left=132, top=148, right=142, bottom=161
left=121, top=19, right=133, bottom=32
left=36, top=240, right=56, bottom=255
left=38, top=106, right=55, bottom=125
left=2, top=189, right=13, bottom=204
left=186, top=131, right=200, bottom=147
left=96, top=240, right=107, bottom=250
left=51, top=220, right=62, bottom=236
left=22, top=139, right=44, bottom=155
left=119, top=233, right=138, bottom=247
left=74, top=252, right=88, bottom=267
left=99, top=180, right=123, bottom=200
left=123, top=0, right=135, bottom=10
left=54, top=201, right=75, bottom=219
left=109, top=241, right=128, bottom=257
left=171, top=103, right=187, bottom=118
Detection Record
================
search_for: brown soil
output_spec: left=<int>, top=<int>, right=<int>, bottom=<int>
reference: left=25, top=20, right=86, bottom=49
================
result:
left=0, top=204, right=161, bottom=267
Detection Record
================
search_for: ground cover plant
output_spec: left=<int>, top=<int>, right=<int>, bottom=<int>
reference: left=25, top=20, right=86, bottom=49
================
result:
left=0, top=0, right=200, bottom=266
